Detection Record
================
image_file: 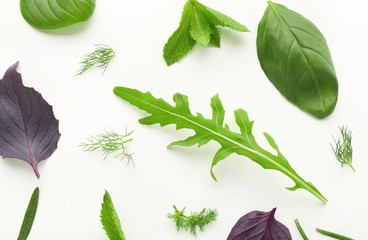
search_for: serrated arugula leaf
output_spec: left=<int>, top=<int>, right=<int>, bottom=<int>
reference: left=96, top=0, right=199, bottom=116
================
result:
left=113, top=87, right=328, bottom=203
left=101, top=190, right=126, bottom=240
left=17, top=187, right=39, bottom=240
left=163, top=0, right=248, bottom=65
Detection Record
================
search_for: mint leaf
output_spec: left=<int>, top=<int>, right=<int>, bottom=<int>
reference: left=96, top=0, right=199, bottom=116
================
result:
left=17, top=187, right=39, bottom=240
left=113, top=86, right=328, bottom=203
left=163, top=0, right=248, bottom=65
left=197, top=3, right=249, bottom=32
left=101, top=190, right=126, bottom=240
left=189, top=5, right=212, bottom=46
left=209, top=25, right=221, bottom=48
left=163, top=1, right=196, bottom=66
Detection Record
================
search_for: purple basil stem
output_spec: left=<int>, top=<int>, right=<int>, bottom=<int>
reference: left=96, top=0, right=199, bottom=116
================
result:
left=227, top=208, right=292, bottom=240
left=0, top=62, right=60, bottom=178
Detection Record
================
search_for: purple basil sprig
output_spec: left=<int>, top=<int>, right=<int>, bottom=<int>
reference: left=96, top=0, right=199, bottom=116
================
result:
left=0, top=62, right=60, bottom=178
left=227, top=208, right=292, bottom=240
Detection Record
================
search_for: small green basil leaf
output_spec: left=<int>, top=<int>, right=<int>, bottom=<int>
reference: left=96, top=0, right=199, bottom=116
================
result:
left=20, top=0, right=96, bottom=29
left=257, top=1, right=338, bottom=119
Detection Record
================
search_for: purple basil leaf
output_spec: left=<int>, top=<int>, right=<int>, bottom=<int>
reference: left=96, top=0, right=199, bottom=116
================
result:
left=0, top=62, right=60, bottom=178
left=227, top=208, right=292, bottom=240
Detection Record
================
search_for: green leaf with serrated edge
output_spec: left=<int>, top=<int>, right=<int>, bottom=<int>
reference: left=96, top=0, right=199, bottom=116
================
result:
left=189, top=3, right=212, bottom=46
left=113, top=86, right=328, bottom=203
left=164, top=0, right=248, bottom=65
left=17, top=187, right=39, bottom=240
left=20, top=0, right=95, bottom=29
left=196, top=1, right=249, bottom=32
left=209, top=25, right=221, bottom=48
left=164, top=1, right=196, bottom=66
left=100, top=190, right=125, bottom=240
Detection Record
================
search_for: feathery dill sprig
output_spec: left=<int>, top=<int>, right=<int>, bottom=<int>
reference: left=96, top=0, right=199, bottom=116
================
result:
left=168, top=205, right=217, bottom=237
left=75, top=44, right=115, bottom=76
left=331, top=125, right=354, bottom=171
left=80, top=129, right=134, bottom=166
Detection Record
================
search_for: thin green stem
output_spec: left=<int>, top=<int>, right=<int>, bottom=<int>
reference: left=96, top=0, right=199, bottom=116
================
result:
left=316, top=228, right=354, bottom=240
left=294, top=219, right=309, bottom=240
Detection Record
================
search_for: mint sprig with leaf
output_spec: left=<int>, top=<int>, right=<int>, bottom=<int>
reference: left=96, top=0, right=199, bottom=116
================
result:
left=113, top=86, right=327, bottom=203
left=168, top=205, right=218, bottom=237
left=163, top=0, right=249, bottom=65
left=101, top=190, right=126, bottom=240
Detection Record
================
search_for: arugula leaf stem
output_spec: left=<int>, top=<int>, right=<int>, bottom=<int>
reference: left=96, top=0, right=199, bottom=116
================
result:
left=316, top=228, right=354, bottom=240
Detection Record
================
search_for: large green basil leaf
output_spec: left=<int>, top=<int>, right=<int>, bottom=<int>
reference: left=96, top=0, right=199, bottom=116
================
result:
left=257, top=1, right=338, bottom=119
left=20, top=0, right=95, bottom=29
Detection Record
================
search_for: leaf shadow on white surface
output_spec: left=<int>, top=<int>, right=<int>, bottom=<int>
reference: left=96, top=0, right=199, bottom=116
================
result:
left=37, top=21, right=93, bottom=36
left=218, top=28, right=247, bottom=46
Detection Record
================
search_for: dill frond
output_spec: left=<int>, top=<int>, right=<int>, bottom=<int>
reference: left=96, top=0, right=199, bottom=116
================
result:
left=80, top=129, right=134, bottom=166
left=330, top=125, right=354, bottom=171
left=167, top=205, right=218, bottom=237
left=75, top=44, right=115, bottom=76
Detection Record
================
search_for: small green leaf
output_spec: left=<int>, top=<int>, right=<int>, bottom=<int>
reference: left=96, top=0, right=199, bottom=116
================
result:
left=163, top=1, right=196, bottom=66
left=163, top=0, right=248, bottom=65
left=20, top=0, right=96, bottom=29
left=17, top=187, right=39, bottom=240
left=189, top=4, right=212, bottom=46
left=197, top=2, right=249, bottom=32
left=101, top=190, right=126, bottom=240
left=209, top=25, right=221, bottom=48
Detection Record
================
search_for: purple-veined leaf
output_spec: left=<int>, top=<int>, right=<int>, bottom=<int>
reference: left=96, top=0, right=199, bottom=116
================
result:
left=227, top=208, right=292, bottom=240
left=0, top=62, right=60, bottom=178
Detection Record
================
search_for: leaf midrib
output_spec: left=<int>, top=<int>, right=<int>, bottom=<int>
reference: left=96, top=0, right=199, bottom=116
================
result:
left=120, top=91, right=315, bottom=194
left=268, top=2, right=327, bottom=113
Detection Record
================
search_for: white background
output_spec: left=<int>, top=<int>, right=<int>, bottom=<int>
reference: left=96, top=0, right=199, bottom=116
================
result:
left=0, top=0, right=367, bottom=239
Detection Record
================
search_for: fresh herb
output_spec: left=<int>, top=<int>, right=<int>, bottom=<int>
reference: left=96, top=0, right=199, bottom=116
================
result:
left=168, top=205, right=217, bottom=237
left=113, top=86, right=327, bottom=203
left=294, top=219, right=309, bottom=240
left=227, top=208, right=291, bottom=240
left=316, top=228, right=354, bottom=240
left=20, top=0, right=95, bottom=29
left=80, top=129, right=134, bottom=166
left=257, top=1, right=338, bottom=119
left=0, top=62, right=61, bottom=178
left=163, top=0, right=249, bottom=66
left=17, top=187, right=39, bottom=240
left=76, top=45, right=116, bottom=76
left=331, top=125, right=354, bottom=171
left=101, top=190, right=126, bottom=240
